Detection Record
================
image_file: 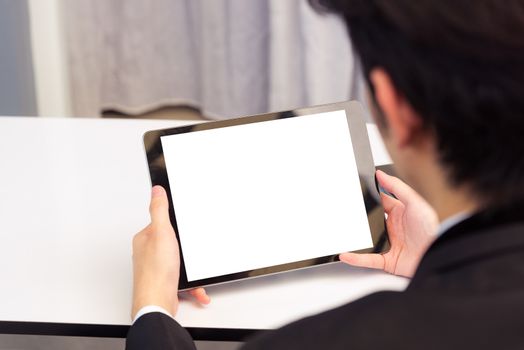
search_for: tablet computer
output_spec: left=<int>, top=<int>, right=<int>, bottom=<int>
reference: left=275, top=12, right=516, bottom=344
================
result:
left=143, top=101, right=389, bottom=290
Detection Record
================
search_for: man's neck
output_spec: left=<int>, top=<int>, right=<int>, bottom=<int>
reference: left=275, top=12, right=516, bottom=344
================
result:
left=385, top=129, right=480, bottom=223
left=408, top=154, right=479, bottom=223
left=431, top=187, right=478, bottom=223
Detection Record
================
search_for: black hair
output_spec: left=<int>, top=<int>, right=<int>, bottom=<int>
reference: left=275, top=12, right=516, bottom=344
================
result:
left=311, top=0, right=524, bottom=206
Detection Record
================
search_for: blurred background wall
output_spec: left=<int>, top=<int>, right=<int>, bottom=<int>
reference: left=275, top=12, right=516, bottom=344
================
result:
left=0, top=0, right=37, bottom=116
left=60, top=0, right=363, bottom=119
left=2, top=0, right=364, bottom=120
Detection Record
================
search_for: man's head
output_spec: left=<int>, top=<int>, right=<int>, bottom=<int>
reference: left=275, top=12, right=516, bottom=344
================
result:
left=313, top=0, right=524, bottom=209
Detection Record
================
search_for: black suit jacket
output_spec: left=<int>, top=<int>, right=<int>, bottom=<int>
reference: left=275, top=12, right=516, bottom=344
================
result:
left=126, top=202, right=524, bottom=349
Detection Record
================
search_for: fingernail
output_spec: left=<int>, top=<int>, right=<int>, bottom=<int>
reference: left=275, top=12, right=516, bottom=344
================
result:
left=151, top=186, right=164, bottom=198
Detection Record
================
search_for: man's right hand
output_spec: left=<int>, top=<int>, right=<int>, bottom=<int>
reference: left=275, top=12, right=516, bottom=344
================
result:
left=340, top=170, right=438, bottom=278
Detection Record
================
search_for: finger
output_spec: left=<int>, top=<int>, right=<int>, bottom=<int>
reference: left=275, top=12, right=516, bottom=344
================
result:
left=376, top=170, right=419, bottom=204
left=188, top=288, right=211, bottom=305
left=149, top=186, right=171, bottom=226
left=339, top=252, right=385, bottom=270
left=380, top=192, right=401, bottom=214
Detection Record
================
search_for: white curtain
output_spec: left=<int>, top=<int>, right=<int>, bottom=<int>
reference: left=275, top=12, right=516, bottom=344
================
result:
left=61, top=0, right=364, bottom=119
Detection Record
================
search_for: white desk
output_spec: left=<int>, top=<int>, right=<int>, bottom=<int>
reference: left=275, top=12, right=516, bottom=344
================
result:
left=0, top=117, right=405, bottom=339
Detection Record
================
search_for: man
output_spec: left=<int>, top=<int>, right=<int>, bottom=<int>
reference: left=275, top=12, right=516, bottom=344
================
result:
left=127, top=1, right=524, bottom=348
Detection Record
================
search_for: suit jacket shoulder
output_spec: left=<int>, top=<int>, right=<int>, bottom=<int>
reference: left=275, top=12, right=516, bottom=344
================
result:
left=243, top=203, right=524, bottom=349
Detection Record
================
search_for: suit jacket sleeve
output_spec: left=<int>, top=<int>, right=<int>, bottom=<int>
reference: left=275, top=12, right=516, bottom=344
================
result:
left=126, top=312, right=196, bottom=350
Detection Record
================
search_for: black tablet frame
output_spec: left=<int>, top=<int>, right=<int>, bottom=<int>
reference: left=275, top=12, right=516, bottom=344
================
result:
left=143, top=101, right=389, bottom=290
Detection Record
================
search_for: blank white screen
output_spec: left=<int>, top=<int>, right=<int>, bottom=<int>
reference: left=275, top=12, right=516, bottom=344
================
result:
left=161, top=110, right=373, bottom=282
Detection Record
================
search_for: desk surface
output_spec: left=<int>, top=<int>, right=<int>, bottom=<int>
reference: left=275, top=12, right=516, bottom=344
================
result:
left=0, top=117, right=405, bottom=339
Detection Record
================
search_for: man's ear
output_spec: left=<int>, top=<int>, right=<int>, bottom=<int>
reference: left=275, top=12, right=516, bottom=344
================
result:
left=370, top=68, right=423, bottom=147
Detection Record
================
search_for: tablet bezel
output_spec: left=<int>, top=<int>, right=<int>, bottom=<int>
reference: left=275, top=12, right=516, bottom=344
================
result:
left=143, top=101, right=389, bottom=290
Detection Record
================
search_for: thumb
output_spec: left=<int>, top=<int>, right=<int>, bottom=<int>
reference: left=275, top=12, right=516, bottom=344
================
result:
left=149, top=186, right=171, bottom=226
left=376, top=170, right=418, bottom=204
left=339, top=252, right=385, bottom=271
left=380, top=192, right=402, bottom=215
